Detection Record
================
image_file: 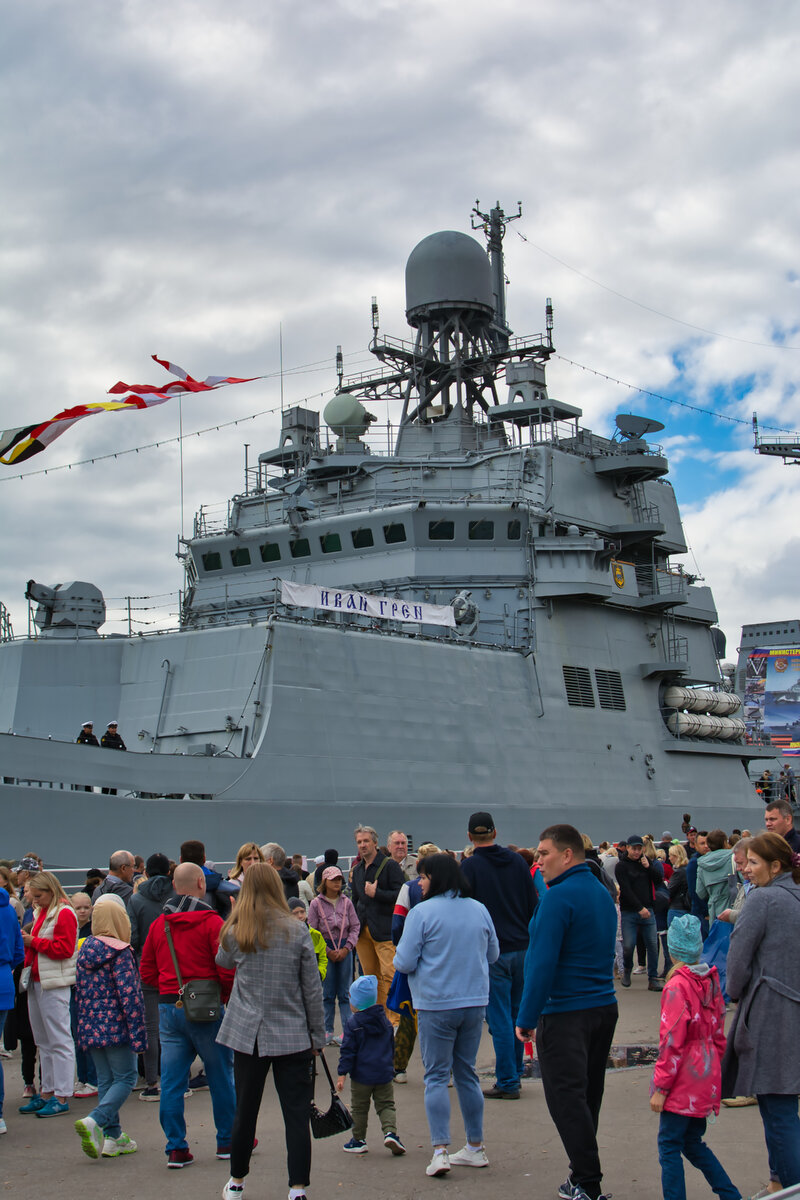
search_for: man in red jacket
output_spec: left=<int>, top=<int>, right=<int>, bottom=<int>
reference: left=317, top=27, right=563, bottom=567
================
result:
left=140, top=862, right=236, bottom=1168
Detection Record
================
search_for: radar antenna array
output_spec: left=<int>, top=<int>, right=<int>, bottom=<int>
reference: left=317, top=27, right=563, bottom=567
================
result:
left=615, top=413, right=664, bottom=441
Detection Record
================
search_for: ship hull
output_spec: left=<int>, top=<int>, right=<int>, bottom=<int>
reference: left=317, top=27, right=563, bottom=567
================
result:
left=0, top=617, right=772, bottom=864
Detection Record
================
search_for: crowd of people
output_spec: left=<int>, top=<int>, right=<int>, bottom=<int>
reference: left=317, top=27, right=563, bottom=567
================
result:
left=0, top=806, right=798, bottom=1200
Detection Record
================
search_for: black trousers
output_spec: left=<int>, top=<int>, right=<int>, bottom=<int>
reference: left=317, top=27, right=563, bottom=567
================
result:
left=537, top=1004, right=618, bottom=1199
left=231, top=1047, right=314, bottom=1185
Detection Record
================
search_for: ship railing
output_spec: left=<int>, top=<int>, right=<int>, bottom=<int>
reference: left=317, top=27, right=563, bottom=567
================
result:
left=29, top=854, right=361, bottom=887
left=0, top=599, right=13, bottom=642
left=630, top=495, right=660, bottom=526
left=666, top=632, right=689, bottom=663
left=634, top=564, right=687, bottom=598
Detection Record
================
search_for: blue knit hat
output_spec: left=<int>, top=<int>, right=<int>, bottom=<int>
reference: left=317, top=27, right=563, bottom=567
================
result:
left=667, top=914, right=703, bottom=964
left=349, top=974, right=378, bottom=1010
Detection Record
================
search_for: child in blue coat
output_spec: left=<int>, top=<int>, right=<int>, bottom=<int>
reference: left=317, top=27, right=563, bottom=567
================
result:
left=336, top=975, right=405, bottom=1156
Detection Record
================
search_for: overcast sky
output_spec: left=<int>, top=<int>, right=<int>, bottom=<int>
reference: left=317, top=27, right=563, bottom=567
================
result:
left=2, top=0, right=799, bottom=655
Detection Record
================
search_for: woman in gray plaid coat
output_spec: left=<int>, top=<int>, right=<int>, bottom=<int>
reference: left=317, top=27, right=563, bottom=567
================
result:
left=216, top=863, right=325, bottom=1200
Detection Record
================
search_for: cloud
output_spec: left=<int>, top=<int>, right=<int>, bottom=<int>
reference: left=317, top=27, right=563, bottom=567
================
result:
left=2, top=0, right=800, bottom=653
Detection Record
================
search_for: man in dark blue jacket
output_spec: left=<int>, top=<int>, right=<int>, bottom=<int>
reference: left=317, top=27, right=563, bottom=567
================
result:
left=516, top=823, right=617, bottom=1200
left=461, top=811, right=536, bottom=1099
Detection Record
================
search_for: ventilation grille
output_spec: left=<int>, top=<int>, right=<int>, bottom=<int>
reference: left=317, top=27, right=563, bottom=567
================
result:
left=595, top=669, right=626, bottom=711
left=563, top=666, right=595, bottom=708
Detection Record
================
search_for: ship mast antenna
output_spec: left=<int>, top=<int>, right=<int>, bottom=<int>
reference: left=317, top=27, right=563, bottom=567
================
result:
left=471, top=199, right=522, bottom=346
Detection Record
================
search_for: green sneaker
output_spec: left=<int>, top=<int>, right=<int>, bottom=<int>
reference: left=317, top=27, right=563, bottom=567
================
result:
left=75, top=1116, right=103, bottom=1159
left=19, top=1094, right=46, bottom=1114
left=102, top=1132, right=138, bottom=1157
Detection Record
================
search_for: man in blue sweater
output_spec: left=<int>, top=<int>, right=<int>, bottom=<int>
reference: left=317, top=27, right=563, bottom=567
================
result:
left=516, top=823, right=617, bottom=1200
left=461, top=811, right=536, bottom=1099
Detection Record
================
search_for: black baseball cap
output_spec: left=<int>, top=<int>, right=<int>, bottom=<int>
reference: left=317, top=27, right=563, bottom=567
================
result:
left=468, top=811, right=496, bottom=835
left=627, top=835, right=644, bottom=846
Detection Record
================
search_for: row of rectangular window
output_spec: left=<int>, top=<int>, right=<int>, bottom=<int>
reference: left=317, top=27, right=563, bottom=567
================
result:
left=201, top=519, right=523, bottom=572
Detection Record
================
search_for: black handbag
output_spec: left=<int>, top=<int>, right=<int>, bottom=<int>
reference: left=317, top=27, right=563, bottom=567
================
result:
left=310, top=1049, right=354, bottom=1139
left=163, top=919, right=222, bottom=1022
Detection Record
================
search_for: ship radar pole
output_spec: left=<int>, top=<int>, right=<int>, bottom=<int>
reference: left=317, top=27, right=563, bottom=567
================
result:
left=471, top=199, right=522, bottom=349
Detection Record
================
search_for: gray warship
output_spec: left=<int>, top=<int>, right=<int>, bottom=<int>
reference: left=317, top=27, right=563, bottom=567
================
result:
left=0, top=204, right=773, bottom=863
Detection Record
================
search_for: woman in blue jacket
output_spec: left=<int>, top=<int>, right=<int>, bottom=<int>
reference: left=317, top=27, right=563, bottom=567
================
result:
left=0, top=886, right=25, bottom=1134
left=394, top=854, right=499, bottom=1180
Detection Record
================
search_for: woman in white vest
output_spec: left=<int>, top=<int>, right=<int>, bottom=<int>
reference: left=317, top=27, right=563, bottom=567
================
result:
left=19, top=871, right=79, bottom=1118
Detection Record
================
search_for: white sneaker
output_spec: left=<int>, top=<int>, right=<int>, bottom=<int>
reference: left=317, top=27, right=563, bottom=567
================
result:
left=73, top=1082, right=99, bottom=1098
left=450, top=1144, right=489, bottom=1167
left=102, top=1132, right=137, bottom=1157
left=632, top=965, right=646, bottom=974
left=426, top=1149, right=451, bottom=1177
left=0, top=1118, right=7, bottom=1134
left=75, top=1115, right=103, bottom=1159
left=222, top=1183, right=245, bottom=1200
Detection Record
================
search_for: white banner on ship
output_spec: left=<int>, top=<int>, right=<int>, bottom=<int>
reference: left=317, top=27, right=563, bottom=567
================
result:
left=280, top=580, right=455, bottom=628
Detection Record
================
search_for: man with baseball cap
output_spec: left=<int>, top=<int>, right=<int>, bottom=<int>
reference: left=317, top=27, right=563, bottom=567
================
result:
left=614, top=835, right=663, bottom=990
left=460, top=811, right=537, bottom=1099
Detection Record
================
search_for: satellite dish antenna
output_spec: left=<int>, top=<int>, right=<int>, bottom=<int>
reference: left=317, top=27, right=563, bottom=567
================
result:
left=615, top=413, right=665, bottom=440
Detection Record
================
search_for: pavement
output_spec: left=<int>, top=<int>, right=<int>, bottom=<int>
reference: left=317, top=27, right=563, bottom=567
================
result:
left=0, top=975, right=768, bottom=1200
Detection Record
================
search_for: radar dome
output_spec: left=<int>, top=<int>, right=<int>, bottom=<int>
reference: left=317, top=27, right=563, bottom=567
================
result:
left=405, top=231, right=494, bottom=326
left=323, top=395, right=372, bottom=438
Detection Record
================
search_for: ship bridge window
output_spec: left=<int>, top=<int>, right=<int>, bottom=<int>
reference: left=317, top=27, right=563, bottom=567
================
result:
left=429, top=520, right=455, bottom=541
left=352, top=527, right=374, bottom=549
left=290, top=538, right=311, bottom=558
left=383, top=523, right=407, bottom=544
left=320, top=533, right=342, bottom=554
left=260, top=542, right=281, bottom=563
left=202, top=551, right=222, bottom=572
left=469, top=520, right=494, bottom=541
left=230, top=547, right=251, bottom=567
left=562, top=665, right=595, bottom=708
left=507, top=520, right=522, bottom=540
left=595, top=669, right=626, bottom=711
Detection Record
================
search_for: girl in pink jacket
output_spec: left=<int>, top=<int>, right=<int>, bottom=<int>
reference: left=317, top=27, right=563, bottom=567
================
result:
left=649, top=914, right=741, bottom=1200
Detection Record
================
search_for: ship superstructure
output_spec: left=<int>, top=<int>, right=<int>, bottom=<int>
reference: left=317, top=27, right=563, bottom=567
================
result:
left=0, top=205, right=772, bottom=862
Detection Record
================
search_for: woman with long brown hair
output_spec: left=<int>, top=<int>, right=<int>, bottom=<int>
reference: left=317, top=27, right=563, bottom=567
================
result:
left=216, top=863, right=324, bottom=1200
left=19, top=871, right=79, bottom=1117
left=723, top=833, right=800, bottom=1189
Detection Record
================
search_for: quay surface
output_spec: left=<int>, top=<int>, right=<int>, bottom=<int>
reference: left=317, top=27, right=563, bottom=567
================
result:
left=1, top=977, right=766, bottom=1199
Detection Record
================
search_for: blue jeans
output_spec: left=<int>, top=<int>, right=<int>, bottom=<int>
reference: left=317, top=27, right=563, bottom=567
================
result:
left=621, top=910, right=659, bottom=979
left=758, top=1094, right=800, bottom=1188
left=70, top=990, right=97, bottom=1086
left=158, top=1003, right=235, bottom=1153
left=88, top=1044, right=137, bottom=1139
left=486, top=949, right=525, bottom=1091
left=418, top=1006, right=485, bottom=1147
left=658, top=1111, right=741, bottom=1200
left=323, top=952, right=353, bottom=1034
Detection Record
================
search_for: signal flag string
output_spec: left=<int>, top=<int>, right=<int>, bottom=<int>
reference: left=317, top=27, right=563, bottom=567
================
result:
left=553, top=354, right=800, bottom=437
left=515, top=229, right=800, bottom=352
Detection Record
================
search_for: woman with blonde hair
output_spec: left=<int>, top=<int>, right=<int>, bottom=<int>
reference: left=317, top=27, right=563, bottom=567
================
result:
left=216, top=863, right=324, bottom=1200
left=228, top=843, right=265, bottom=888
left=18, top=871, right=78, bottom=1117
left=73, top=895, right=146, bottom=1159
